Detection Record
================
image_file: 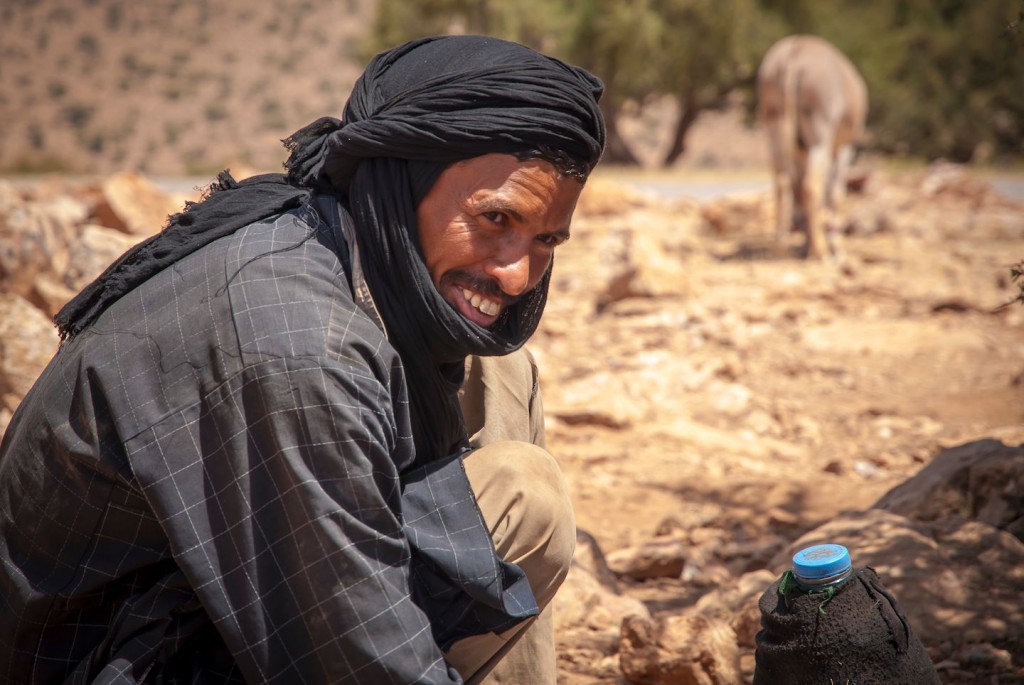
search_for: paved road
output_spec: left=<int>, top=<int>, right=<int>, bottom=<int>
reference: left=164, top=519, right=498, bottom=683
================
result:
left=620, top=176, right=1024, bottom=202
left=25, top=172, right=1018, bottom=204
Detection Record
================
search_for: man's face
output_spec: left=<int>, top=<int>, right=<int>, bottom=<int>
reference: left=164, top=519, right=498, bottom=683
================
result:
left=416, top=153, right=583, bottom=328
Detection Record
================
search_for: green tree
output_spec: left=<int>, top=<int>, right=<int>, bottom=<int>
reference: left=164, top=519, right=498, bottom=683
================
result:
left=755, top=0, right=1024, bottom=162
left=647, top=0, right=782, bottom=164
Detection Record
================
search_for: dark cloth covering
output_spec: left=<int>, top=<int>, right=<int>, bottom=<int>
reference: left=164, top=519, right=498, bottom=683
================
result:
left=753, top=567, right=940, bottom=685
left=54, top=172, right=306, bottom=339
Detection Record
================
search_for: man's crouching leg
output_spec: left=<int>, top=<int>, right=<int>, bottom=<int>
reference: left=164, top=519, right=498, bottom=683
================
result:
left=444, top=441, right=575, bottom=684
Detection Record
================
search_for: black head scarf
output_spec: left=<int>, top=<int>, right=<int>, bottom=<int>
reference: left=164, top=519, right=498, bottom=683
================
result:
left=56, top=35, right=605, bottom=466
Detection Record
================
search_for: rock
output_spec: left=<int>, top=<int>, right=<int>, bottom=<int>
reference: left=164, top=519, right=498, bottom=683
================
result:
left=577, top=178, right=661, bottom=218
left=874, top=438, right=1024, bottom=539
left=954, top=643, right=1015, bottom=673
left=62, top=224, right=141, bottom=293
left=699, top=192, right=771, bottom=238
left=595, top=225, right=693, bottom=311
left=550, top=369, right=646, bottom=429
left=919, top=161, right=994, bottom=202
left=93, top=171, right=178, bottom=236
left=0, top=185, right=81, bottom=298
left=0, top=293, right=59, bottom=420
left=28, top=273, right=78, bottom=319
left=694, top=569, right=777, bottom=648
left=606, top=534, right=687, bottom=580
left=619, top=613, right=740, bottom=685
left=555, top=530, right=650, bottom=636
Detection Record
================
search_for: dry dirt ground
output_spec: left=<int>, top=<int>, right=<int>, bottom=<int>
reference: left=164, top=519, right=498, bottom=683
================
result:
left=534, top=162, right=1024, bottom=683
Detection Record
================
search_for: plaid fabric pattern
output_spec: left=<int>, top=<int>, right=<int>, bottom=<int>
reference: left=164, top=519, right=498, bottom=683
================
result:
left=0, top=199, right=532, bottom=683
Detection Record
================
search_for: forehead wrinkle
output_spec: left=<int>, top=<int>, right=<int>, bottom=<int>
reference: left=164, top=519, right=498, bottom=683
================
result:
left=470, top=178, right=557, bottom=219
left=472, top=198, right=527, bottom=228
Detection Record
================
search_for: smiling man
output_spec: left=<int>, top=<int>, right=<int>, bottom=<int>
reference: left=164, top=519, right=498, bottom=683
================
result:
left=418, top=153, right=580, bottom=328
left=0, top=36, right=604, bottom=685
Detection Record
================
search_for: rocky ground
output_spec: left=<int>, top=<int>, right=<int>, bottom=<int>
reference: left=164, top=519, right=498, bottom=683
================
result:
left=1, top=161, right=1023, bottom=683
left=541, top=163, right=1024, bottom=684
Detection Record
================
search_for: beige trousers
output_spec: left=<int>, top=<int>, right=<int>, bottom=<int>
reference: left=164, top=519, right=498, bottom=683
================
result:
left=443, top=349, right=575, bottom=685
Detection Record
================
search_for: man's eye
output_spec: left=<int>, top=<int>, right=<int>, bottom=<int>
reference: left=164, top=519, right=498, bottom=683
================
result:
left=537, top=233, right=567, bottom=247
left=481, top=211, right=506, bottom=225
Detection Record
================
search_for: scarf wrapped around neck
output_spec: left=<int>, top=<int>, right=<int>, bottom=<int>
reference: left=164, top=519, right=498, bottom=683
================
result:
left=55, top=35, right=606, bottom=466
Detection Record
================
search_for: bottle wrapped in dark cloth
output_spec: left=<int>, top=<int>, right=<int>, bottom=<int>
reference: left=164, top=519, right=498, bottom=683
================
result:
left=753, top=566, right=940, bottom=685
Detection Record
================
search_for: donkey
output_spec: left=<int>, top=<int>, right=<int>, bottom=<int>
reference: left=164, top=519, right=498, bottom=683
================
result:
left=757, top=35, right=868, bottom=260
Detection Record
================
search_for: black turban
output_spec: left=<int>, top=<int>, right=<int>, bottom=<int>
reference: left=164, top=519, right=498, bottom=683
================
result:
left=284, top=35, right=605, bottom=191
left=55, top=34, right=606, bottom=466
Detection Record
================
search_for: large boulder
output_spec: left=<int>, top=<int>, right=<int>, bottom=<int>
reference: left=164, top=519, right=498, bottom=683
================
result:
left=0, top=182, right=83, bottom=299
left=874, top=438, right=1024, bottom=539
left=93, top=171, right=180, bottom=236
left=0, top=293, right=59, bottom=430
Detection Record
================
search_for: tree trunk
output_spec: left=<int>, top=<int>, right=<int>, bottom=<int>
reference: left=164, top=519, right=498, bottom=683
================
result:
left=599, top=97, right=640, bottom=166
left=662, top=92, right=700, bottom=167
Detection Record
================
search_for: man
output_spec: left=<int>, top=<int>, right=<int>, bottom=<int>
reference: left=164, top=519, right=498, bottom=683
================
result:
left=0, top=36, right=605, bottom=684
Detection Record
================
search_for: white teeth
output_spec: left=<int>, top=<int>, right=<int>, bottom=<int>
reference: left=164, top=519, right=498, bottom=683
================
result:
left=461, top=287, right=501, bottom=317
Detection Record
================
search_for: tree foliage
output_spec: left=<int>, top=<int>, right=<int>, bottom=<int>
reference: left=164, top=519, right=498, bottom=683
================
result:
left=754, top=0, right=1024, bottom=162
left=365, top=0, right=1024, bottom=165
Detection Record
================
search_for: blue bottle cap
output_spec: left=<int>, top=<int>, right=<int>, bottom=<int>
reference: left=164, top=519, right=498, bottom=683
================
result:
left=792, top=543, right=852, bottom=583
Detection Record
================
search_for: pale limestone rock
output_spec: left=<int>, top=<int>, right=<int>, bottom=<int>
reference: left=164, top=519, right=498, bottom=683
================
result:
left=606, top=533, right=687, bottom=580
left=93, top=171, right=177, bottom=236
left=692, top=569, right=777, bottom=649
left=0, top=293, right=58, bottom=418
left=699, top=192, right=771, bottom=238
left=63, top=224, right=142, bottom=293
left=30, top=273, right=78, bottom=319
left=0, top=186, right=81, bottom=298
left=619, top=613, right=740, bottom=685
left=555, top=530, right=650, bottom=636
left=576, top=177, right=660, bottom=218
left=596, top=223, right=694, bottom=311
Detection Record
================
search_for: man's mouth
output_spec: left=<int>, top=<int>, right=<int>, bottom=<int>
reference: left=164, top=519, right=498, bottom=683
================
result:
left=460, top=287, right=502, bottom=317
left=440, top=272, right=513, bottom=327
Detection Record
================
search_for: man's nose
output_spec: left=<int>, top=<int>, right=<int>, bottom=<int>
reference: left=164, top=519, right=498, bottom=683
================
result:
left=485, top=249, right=533, bottom=298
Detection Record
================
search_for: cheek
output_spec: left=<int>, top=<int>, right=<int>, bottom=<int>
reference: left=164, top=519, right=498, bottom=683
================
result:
left=529, top=249, right=554, bottom=288
left=421, top=221, right=481, bottom=283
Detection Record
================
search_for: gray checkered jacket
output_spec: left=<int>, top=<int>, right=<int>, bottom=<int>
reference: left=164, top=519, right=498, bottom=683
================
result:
left=0, top=197, right=535, bottom=684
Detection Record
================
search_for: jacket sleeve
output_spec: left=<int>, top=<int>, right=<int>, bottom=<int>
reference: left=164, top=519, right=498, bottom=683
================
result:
left=127, top=354, right=462, bottom=684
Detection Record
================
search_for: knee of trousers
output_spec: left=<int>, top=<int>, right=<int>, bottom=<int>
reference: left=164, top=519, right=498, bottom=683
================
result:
left=464, top=441, right=576, bottom=608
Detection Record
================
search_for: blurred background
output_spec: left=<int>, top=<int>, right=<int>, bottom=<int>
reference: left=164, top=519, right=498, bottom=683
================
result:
left=2, top=0, right=1021, bottom=178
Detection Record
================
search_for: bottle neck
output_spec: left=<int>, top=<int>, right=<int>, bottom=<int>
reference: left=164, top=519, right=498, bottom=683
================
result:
left=793, top=565, right=853, bottom=591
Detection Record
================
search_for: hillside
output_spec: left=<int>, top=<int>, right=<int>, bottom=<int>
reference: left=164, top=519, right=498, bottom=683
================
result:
left=0, top=0, right=374, bottom=176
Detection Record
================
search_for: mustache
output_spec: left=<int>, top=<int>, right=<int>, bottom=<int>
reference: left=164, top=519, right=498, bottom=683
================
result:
left=439, top=270, right=521, bottom=306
